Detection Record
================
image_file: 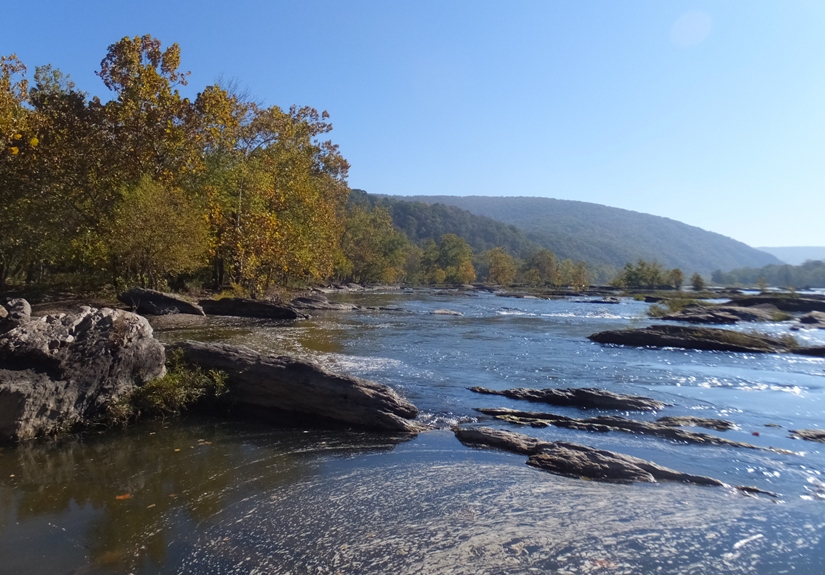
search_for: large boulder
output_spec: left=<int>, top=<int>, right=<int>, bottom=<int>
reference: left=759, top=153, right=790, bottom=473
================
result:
left=199, top=298, right=308, bottom=320
left=168, top=341, right=420, bottom=432
left=799, top=311, right=825, bottom=328
left=588, top=324, right=794, bottom=354
left=0, top=303, right=166, bottom=442
left=0, top=298, right=31, bottom=334
left=118, top=288, right=205, bottom=316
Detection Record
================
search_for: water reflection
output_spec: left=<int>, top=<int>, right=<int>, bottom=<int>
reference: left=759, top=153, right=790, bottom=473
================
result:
left=0, top=420, right=412, bottom=575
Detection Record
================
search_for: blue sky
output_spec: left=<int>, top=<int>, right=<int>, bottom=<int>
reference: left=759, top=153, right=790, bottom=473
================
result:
left=3, top=1, right=824, bottom=247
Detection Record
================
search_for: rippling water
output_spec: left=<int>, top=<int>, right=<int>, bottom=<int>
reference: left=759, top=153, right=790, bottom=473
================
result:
left=1, top=290, right=824, bottom=574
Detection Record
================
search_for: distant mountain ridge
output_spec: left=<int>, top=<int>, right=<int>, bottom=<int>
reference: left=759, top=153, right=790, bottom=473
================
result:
left=380, top=194, right=780, bottom=275
left=756, top=247, right=825, bottom=266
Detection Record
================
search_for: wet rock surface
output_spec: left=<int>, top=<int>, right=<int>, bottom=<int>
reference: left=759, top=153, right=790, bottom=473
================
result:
left=118, top=287, right=205, bottom=316
left=432, top=309, right=463, bottom=316
left=199, top=298, right=308, bottom=320
left=662, top=305, right=777, bottom=324
left=655, top=415, right=736, bottom=431
left=454, top=427, right=724, bottom=485
left=588, top=324, right=795, bottom=354
left=476, top=408, right=758, bottom=449
left=0, top=302, right=166, bottom=441
left=469, top=386, right=666, bottom=411
left=290, top=294, right=359, bottom=311
left=789, top=429, right=825, bottom=443
left=169, top=340, right=421, bottom=433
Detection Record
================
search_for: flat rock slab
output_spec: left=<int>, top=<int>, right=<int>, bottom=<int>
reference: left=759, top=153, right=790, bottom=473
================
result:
left=469, top=386, right=666, bottom=411
left=290, top=295, right=358, bottom=311
left=169, top=341, right=420, bottom=433
left=0, top=303, right=166, bottom=442
left=655, top=415, right=736, bottom=431
left=663, top=305, right=777, bottom=324
left=790, top=429, right=825, bottom=443
left=476, top=408, right=757, bottom=449
left=588, top=324, right=794, bottom=354
left=199, top=298, right=308, bottom=320
left=454, top=427, right=724, bottom=486
left=118, top=288, right=205, bottom=316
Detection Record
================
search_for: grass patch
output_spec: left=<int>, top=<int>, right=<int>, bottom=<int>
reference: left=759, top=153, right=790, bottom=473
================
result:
left=107, top=349, right=228, bottom=425
left=647, top=297, right=703, bottom=318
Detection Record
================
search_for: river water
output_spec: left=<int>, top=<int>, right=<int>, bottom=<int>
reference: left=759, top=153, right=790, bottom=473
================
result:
left=1, top=290, right=824, bottom=574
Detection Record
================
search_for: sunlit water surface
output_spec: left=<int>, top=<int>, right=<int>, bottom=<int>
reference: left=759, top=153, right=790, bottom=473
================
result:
left=1, top=291, right=824, bottom=574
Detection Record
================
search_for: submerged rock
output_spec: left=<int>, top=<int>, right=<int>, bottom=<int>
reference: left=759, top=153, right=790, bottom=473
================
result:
left=588, top=324, right=794, bottom=354
left=469, top=386, right=666, bottom=411
left=199, top=298, right=308, bottom=320
left=118, top=288, right=205, bottom=316
left=169, top=341, right=420, bottom=433
left=476, top=408, right=757, bottom=449
left=0, top=303, right=166, bottom=442
left=454, top=427, right=724, bottom=485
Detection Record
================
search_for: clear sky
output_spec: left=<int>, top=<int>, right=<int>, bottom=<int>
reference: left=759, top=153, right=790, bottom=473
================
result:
left=2, top=1, right=824, bottom=247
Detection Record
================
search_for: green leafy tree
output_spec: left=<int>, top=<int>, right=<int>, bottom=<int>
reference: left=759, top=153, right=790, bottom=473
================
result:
left=339, top=205, right=408, bottom=284
left=690, top=273, right=706, bottom=291
left=485, top=247, right=517, bottom=286
left=668, top=268, right=684, bottom=290
left=522, top=249, right=557, bottom=286
left=106, top=176, right=209, bottom=289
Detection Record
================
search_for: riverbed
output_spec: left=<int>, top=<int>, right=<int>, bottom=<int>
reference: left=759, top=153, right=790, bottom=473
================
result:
left=1, top=290, right=824, bottom=574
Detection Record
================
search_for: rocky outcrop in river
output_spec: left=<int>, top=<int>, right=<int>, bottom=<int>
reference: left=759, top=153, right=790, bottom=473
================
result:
left=0, top=302, right=166, bottom=442
left=661, top=305, right=778, bottom=324
left=588, top=324, right=795, bottom=354
left=118, top=287, right=205, bottom=316
left=469, top=386, right=666, bottom=411
left=169, top=341, right=421, bottom=433
left=727, top=295, right=825, bottom=313
left=454, top=427, right=724, bottom=485
left=476, top=408, right=762, bottom=449
left=199, top=298, right=308, bottom=320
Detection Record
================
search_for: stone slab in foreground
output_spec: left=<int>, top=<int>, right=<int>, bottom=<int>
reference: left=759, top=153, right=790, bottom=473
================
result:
left=169, top=341, right=420, bottom=433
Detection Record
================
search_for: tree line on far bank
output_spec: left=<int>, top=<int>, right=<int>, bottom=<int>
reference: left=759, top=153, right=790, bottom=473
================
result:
left=712, top=260, right=825, bottom=289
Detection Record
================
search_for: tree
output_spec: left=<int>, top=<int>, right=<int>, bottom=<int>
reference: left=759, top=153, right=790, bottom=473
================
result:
left=339, top=205, right=408, bottom=284
left=522, top=249, right=557, bottom=286
left=485, top=247, right=517, bottom=286
left=668, top=268, right=684, bottom=290
left=690, top=273, right=706, bottom=291
left=437, top=234, right=475, bottom=284
left=106, top=176, right=209, bottom=289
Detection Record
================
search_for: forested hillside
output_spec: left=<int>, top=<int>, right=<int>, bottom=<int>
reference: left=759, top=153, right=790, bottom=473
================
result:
left=392, top=196, right=780, bottom=275
left=712, top=260, right=825, bottom=288
left=350, top=190, right=539, bottom=257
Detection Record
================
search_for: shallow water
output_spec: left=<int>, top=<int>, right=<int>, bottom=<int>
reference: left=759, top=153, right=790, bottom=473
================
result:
left=1, top=290, right=824, bottom=574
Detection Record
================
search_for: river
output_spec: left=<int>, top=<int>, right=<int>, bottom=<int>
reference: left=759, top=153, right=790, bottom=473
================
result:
left=1, top=290, right=824, bottom=574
